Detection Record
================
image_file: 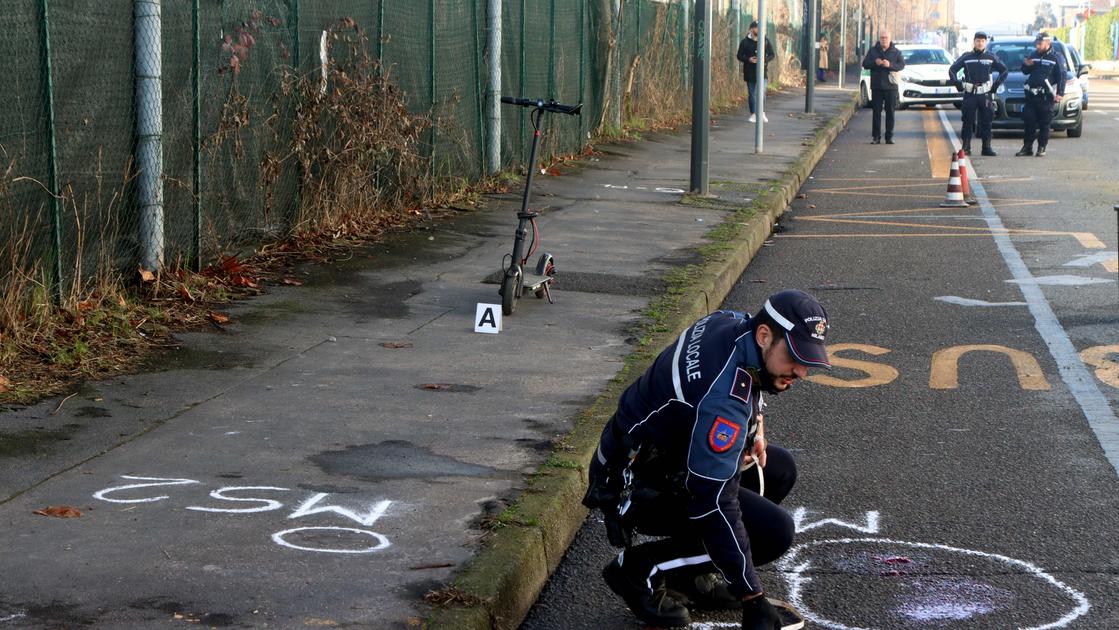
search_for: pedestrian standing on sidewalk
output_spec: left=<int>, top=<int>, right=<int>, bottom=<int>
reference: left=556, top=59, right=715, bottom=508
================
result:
left=583, top=290, right=831, bottom=629
left=861, top=31, right=905, bottom=144
left=737, top=21, right=775, bottom=124
left=1016, top=32, right=1066, bottom=158
left=817, top=35, right=830, bottom=83
left=949, top=32, right=1007, bottom=156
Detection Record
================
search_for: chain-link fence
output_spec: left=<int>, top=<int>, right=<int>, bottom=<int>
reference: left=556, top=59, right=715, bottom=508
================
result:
left=0, top=0, right=811, bottom=312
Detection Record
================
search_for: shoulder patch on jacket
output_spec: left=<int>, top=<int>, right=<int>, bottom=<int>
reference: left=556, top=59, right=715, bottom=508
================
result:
left=729, top=367, right=752, bottom=404
left=709, top=417, right=741, bottom=453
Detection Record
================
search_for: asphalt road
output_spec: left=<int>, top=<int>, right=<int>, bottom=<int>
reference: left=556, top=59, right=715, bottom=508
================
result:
left=522, top=85, right=1119, bottom=629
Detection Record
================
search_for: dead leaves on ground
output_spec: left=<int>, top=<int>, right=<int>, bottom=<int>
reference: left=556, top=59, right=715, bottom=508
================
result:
left=33, top=505, right=83, bottom=518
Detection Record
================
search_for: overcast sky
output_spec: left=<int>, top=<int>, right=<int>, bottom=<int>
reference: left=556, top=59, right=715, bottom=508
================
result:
left=956, top=0, right=1036, bottom=30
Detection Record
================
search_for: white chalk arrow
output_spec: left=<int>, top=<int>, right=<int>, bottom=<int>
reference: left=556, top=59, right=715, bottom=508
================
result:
left=1064, top=251, right=1118, bottom=273
left=792, top=507, right=880, bottom=534
left=1006, top=275, right=1115, bottom=286
left=935, top=296, right=1027, bottom=307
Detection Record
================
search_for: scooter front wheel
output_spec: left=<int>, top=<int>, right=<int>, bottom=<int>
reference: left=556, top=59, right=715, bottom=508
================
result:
left=501, top=270, right=522, bottom=316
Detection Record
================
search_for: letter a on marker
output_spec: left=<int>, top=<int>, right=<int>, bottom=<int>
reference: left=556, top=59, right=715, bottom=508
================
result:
left=475, top=303, right=501, bottom=334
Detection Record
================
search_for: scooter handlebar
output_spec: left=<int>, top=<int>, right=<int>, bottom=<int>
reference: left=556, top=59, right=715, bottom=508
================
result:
left=500, top=96, right=582, bottom=116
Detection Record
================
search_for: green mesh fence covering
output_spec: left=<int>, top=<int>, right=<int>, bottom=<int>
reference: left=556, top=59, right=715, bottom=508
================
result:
left=0, top=0, right=808, bottom=301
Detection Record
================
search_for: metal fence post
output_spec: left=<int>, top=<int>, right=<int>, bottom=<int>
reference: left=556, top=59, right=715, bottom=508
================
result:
left=37, top=0, right=63, bottom=301
left=690, top=0, right=710, bottom=195
left=680, top=0, right=689, bottom=89
left=429, top=0, right=436, bottom=172
left=610, top=0, right=621, bottom=129
left=376, top=0, right=385, bottom=62
left=192, top=0, right=202, bottom=271
left=805, top=0, right=817, bottom=113
left=135, top=0, right=164, bottom=273
left=839, top=0, right=846, bottom=89
left=37, top=0, right=64, bottom=302
left=578, top=0, right=585, bottom=141
left=486, top=0, right=502, bottom=173
left=755, top=0, right=766, bottom=154
left=472, top=0, right=485, bottom=174
left=520, top=0, right=527, bottom=149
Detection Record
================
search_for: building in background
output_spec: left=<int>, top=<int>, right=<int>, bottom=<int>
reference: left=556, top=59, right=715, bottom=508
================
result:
left=1055, top=0, right=1117, bottom=28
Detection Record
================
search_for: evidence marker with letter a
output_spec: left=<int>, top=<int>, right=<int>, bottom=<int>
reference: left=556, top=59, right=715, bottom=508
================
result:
left=475, top=303, right=502, bottom=334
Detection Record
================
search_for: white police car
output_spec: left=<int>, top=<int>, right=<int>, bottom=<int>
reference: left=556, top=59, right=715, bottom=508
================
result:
left=860, top=44, right=961, bottom=109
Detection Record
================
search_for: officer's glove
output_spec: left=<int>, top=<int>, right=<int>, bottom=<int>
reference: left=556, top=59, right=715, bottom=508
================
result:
left=603, top=510, right=632, bottom=548
left=741, top=594, right=782, bottom=630
left=962, top=81, right=974, bottom=92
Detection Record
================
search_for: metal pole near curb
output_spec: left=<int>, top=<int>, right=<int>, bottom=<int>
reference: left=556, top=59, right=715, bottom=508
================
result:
left=135, top=0, right=164, bottom=273
left=690, top=0, right=711, bottom=194
left=754, top=0, right=766, bottom=154
left=805, top=0, right=817, bottom=113
left=486, top=0, right=502, bottom=174
left=839, top=0, right=847, bottom=89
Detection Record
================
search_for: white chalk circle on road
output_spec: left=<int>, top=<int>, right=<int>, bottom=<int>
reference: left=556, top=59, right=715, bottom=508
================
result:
left=775, top=537, right=1090, bottom=630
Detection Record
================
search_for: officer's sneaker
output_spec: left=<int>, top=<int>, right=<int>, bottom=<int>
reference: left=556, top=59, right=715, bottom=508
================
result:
left=1015, top=146, right=1033, bottom=156
left=664, top=572, right=739, bottom=610
left=749, top=114, right=757, bottom=123
left=1036, top=146, right=1047, bottom=157
left=602, top=557, right=691, bottom=627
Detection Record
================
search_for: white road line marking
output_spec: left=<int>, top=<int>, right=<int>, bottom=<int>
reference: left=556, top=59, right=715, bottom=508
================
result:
left=1065, top=251, right=1119, bottom=268
left=938, top=108, right=1119, bottom=478
left=1006, top=275, right=1115, bottom=286
left=935, top=296, right=1027, bottom=307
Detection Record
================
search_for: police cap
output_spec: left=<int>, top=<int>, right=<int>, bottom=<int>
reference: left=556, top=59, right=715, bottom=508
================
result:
left=974, top=31, right=988, bottom=40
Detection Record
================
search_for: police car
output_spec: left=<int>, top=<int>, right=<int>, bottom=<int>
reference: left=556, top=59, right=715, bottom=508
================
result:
left=988, top=36, right=1086, bottom=137
left=860, top=44, right=961, bottom=109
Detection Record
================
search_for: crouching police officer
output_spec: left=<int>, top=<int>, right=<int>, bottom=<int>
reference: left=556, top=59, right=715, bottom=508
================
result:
left=583, top=290, right=831, bottom=629
left=1016, top=32, right=1066, bottom=157
left=949, top=32, right=1007, bottom=156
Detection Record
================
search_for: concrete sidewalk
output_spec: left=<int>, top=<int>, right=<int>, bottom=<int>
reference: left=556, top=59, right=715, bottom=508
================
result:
left=0, top=84, right=856, bottom=629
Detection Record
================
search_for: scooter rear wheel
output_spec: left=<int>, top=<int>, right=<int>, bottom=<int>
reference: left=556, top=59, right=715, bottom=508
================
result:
left=501, top=270, right=522, bottom=316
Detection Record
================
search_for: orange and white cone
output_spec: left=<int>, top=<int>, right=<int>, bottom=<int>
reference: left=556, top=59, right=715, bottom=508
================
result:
left=957, top=149, right=978, bottom=206
left=939, top=151, right=969, bottom=208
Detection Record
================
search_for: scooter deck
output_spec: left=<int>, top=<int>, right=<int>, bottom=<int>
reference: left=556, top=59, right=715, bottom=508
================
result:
left=521, top=272, right=554, bottom=290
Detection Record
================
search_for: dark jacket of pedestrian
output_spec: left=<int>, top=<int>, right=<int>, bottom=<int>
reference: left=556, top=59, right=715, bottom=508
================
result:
left=737, top=35, right=775, bottom=81
left=861, top=42, right=906, bottom=91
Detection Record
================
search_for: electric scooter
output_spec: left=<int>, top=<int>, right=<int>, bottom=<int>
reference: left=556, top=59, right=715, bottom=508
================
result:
left=497, top=96, right=582, bottom=316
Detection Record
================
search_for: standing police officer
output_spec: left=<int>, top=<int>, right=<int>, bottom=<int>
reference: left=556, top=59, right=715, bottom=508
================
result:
left=949, top=32, right=1007, bottom=156
left=583, top=290, right=831, bottom=629
left=1016, top=33, right=1066, bottom=157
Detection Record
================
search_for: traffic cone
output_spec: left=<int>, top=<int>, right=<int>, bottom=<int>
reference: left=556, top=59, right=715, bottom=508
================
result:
left=957, top=149, right=978, bottom=206
left=939, top=151, right=969, bottom=208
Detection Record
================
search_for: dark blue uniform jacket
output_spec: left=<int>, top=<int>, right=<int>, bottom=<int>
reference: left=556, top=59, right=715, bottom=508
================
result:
left=948, top=50, right=1008, bottom=91
left=598, top=310, right=767, bottom=597
left=1022, top=48, right=1067, bottom=96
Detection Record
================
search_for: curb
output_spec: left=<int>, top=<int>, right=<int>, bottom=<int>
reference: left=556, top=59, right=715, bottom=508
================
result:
left=426, top=93, right=860, bottom=630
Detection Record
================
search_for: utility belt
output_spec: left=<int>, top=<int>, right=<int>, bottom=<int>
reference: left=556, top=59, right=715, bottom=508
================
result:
left=1026, top=80, right=1055, bottom=97
left=962, top=80, right=992, bottom=94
